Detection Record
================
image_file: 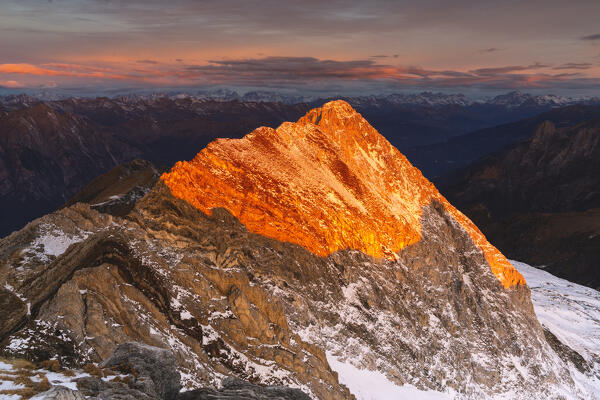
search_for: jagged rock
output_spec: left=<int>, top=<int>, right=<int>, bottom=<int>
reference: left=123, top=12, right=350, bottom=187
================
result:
left=101, top=342, right=181, bottom=400
left=177, top=377, right=311, bottom=399
left=30, top=385, right=86, bottom=400
left=74, top=343, right=310, bottom=400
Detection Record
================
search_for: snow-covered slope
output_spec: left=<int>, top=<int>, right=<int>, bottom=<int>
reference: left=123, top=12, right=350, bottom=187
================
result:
left=511, top=260, right=600, bottom=397
left=511, top=261, right=600, bottom=362
left=325, top=261, right=600, bottom=400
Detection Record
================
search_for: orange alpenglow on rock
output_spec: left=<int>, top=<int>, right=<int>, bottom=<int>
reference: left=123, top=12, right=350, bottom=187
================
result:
left=162, top=100, right=525, bottom=289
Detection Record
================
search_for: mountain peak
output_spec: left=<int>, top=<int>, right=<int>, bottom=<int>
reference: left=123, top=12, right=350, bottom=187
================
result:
left=162, top=101, right=525, bottom=288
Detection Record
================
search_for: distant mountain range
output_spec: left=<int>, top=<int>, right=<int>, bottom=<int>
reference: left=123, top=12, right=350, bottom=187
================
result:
left=3, top=89, right=599, bottom=107
left=412, top=104, right=600, bottom=178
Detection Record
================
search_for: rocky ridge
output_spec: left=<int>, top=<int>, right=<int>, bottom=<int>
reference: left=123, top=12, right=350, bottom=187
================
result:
left=162, top=100, right=523, bottom=288
left=0, top=101, right=595, bottom=399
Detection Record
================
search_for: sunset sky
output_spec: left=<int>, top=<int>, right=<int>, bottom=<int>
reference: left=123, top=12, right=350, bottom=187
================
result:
left=1, top=0, right=599, bottom=96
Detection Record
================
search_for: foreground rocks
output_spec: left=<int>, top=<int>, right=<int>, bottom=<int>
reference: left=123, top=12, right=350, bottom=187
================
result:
left=31, top=386, right=86, bottom=400
left=98, top=342, right=181, bottom=400
left=25, top=342, right=309, bottom=399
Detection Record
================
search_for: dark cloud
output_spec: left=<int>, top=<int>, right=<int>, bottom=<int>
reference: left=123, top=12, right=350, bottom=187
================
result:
left=370, top=54, right=400, bottom=59
left=470, top=63, right=548, bottom=76
left=169, top=56, right=600, bottom=91
left=181, top=57, right=399, bottom=84
left=553, top=63, right=593, bottom=70
left=581, top=33, right=600, bottom=41
left=478, top=48, right=504, bottom=53
left=136, top=59, right=159, bottom=64
left=3, top=56, right=600, bottom=93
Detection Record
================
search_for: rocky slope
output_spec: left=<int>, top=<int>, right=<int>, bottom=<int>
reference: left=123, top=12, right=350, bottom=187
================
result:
left=442, top=119, right=600, bottom=290
left=0, top=101, right=596, bottom=399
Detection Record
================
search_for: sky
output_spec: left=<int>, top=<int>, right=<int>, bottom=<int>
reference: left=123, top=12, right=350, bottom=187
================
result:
left=1, top=0, right=599, bottom=97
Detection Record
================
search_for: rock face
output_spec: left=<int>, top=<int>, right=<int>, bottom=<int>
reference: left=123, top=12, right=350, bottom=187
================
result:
left=0, top=101, right=592, bottom=399
left=443, top=119, right=600, bottom=289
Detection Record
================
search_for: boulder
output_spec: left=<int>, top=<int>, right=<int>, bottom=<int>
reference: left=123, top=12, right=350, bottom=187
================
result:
left=30, top=385, right=86, bottom=400
left=101, top=342, right=181, bottom=400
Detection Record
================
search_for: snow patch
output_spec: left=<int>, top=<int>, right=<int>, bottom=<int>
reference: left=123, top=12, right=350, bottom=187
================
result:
left=23, top=224, right=91, bottom=263
left=180, top=310, right=193, bottom=320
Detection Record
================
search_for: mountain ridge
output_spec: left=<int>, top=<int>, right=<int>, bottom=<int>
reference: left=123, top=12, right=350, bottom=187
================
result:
left=441, top=118, right=600, bottom=289
left=162, top=100, right=524, bottom=288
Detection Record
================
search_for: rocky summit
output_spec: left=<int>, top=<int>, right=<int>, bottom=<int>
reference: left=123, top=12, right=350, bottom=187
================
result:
left=0, top=101, right=594, bottom=399
left=162, top=100, right=524, bottom=288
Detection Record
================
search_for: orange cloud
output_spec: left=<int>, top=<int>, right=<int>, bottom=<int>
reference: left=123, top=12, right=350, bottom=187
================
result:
left=0, top=64, right=67, bottom=76
left=0, top=63, right=132, bottom=80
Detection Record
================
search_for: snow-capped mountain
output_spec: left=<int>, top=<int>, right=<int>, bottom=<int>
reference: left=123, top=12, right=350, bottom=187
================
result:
left=2, top=101, right=599, bottom=399
left=484, top=91, right=589, bottom=108
left=2, top=90, right=598, bottom=108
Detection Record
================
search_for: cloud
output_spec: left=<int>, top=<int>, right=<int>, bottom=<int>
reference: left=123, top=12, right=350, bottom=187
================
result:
left=0, top=63, right=155, bottom=81
left=553, top=62, right=593, bottom=70
left=137, top=59, right=159, bottom=64
left=370, top=54, right=400, bottom=59
left=172, top=57, right=600, bottom=91
left=581, top=33, right=600, bottom=41
left=1, top=80, right=22, bottom=88
left=180, top=57, right=411, bottom=84
left=2, top=57, right=599, bottom=92
left=469, top=62, right=549, bottom=75
left=478, top=48, right=504, bottom=53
